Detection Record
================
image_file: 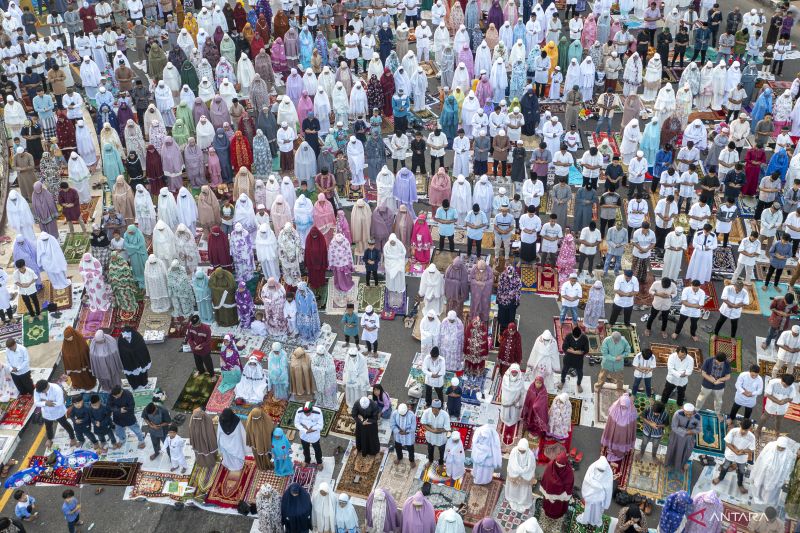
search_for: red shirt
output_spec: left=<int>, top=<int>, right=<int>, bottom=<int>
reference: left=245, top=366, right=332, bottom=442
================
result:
left=186, top=323, right=212, bottom=355
left=768, top=299, right=798, bottom=330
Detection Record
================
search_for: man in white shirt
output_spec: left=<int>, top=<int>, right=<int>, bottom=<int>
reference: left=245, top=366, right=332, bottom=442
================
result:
left=519, top=206, right=542, bottom=264
left=559, top=272, right=582, bottom=322
left=677, top=165, right=700, bottom=214
left=539, top=214, right=563, bottom=266
left=713, top=418, right=756, bottom=493
left=773, top=325, right=800, bottom=378
left=452, top=129, right=470, bottom=178
left=757, top=374, right=795, bottom=439
left=344, top=28, right=360, bottom=70
left=686, top=223, right=717, bottom=283
left=488, top=107, right=507, bottom=138
left=426, top=128, right=447, bottom=171
left=522, top=175, right=544, bottom=209
left=277, top=121, right=297, bottom=172
left=661, top=347, right=694, bottom=405
left=541, top=116, right=563, bottom=151
left=62, top=88, right=84, bottom=120
left=731, top=230, right=761, bottom=285
left=471, top=108, right=489, bottom=139
left=654, top=194, right=678, bottom=249
left=712, top=279, right=749, bottom=337
left=552, top=145, right=573, bottom=180
left=415, top=20, right=431, bottom=61
left=760, top=201, right=784, bottom=251
left=676, top=142, right=700, bottom=173
left=422, top=347, right=446, bottom=407
left=631, top=223, right=656, bottom=290
left=610, top=270, right=639, bottom=326
left=717, top=142, right=739, bottom=177
left=568, top=13, right=584, bottom=40
left=626, top=192, right=648, bottom=234
left=294, top=402, right=324, bottom=468
left=729, top=364, right=763, bottom=421
left=627, top=151, right=648, bottom=199
left=673, top=279, right=706, bottom=341
left=34, top=380, right=77, bottom=448
left=389, top=131, right=409, bottom=172
left=420, top=399, right=450, bottom=465
left=4, top=338, right=33, bottom=395
left=577, top=221, right=602, bottom=276
left=579, top=147, right=603, bottom=189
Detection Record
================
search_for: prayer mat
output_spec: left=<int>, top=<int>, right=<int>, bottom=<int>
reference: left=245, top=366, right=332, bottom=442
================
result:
left=600, top=447, right=633, bottom=491
left=139, top=307, right=171, bottom=343
left=28, top=456, right=82, bottom=486
left=383, top=289, right=408, bottom=316
left=727, top=218, right=746, bottom=245
left=415, top=420, right=474, bottom=449
left=58, top=197, right=98, bottom=223
left=129, top=470, right=191, bottom=501
left=334, top=444, right=385, bottom=501
left=753, top=281, right=792, bottom=317
left=740, top=283, right=762, bottom=315
left=378, top=453, right=426, bottom=505
left=76, top=306, right=112, bottom=338
left=565, top=501, right=612, bottom=533
left=279, top=401, right=334, bottom=437
left=330, top=399, right=356, bottom=438
left=722, top=502, right=752, bottom=531
left=205, top=461, right=257, bottom=508
left=590, top=132, right=621, bottom=157
left=431, top=249, right=459, bottom=273
left=688, top=110, right=726, bottom=122
left=22, top=312, right=49, bottom=347
left=459, top=253, right=491, bottom=273
left=547, top=394, right=582, bottom=426
left=537, top=265, right=559, bottom=296
left=492, top=497, right=530, bottom=531
left=110, top=301, right=144, bottom=336
left=693, top=409, right=726, bottom=456
left=290, top=461, right=318, bottom=493
left=460, top=372, right=487, bottom=405
left=325, top=276, right=360, bottom=315
left=552, top=318, right=607, bottom=356
left=453, top=227, right=468, bottom=245
left=416, top=173, right=429, bottom=196
left=260, top=395, right=288, bottom=424
left=187, top=463, right=220, bottom=501
left=168, top=317, right=190, bottom=339
left=410, top=479, right=466, bottom=512
left=18, top=283, right=49, bottom=315
left=51, top=284, right=73, bottom=310
left=204, top=378, right=235, bottom=414
left=785, top=403, right=800, bottom=422
left=648, top=343, right=704, bottom=369
left=357, top=283, right=386, bottom=313
left=61, top=232, right=90, bottom=264
left=244, top=468, right=287, bottom=504
left=609, top=324, right=640, bottom=356
left=82, top=461, right=140, bottom=486
left=459, top=472, right=504, bottom=526
left=754, top=428, right=781, bottom=459
left=539, top=102, right=566, bottom=114
left=692, top=280, right=719, bottom=312
left=172, top=372, right=217, bottom=412
left=595, top=386, right=627, bottom=426
left=633, top=394, right=679, bottom=445
left=421, top=463, right=465, bottom=489
left=709, top=335, right=743, bottom=373
left=758, top=359, right=800, bottom=381
left=520, top=263, right=537, bottom=292
left=0, top=321, right=21, bottom=344
left=712, top=247, right=736, bottom=277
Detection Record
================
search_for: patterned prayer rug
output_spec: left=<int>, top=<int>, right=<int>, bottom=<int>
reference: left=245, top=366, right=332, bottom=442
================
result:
left=566, top=501, right=612, bottom=533
left=420, top=463, right=465, bottom=489
left=755, top=428, right=780, bottom=459
left=334, top=359, right=385, bottom=386
left=290, top=461, right=318, bottom=493
left=377, top=453, right=426, bottom=505
left=460, top=472, right=504, bottom=526
left=712, top=247, right=736, bottom=277
left=22, top=312, right=49, bottom=347
left=552, top=317, right=607, bottom=356
left=110, top=301, right=144, bottom=336
left=758, top=359, right=800, bottom=381
left=205, top=461, right=258, bottom=508
left=596, top=387, right=627, bottom=426
left=460, top=372, right=487, bottom=405
left=279, top=401, right=335, bottom=437
left=186, top=463, right=220, bottom=501
left=330, top=399, right=356, bottom=438
left=76, top=306, right=112, bottom=338
left=431, top=250, right=459, bottom=273
left=410, top=479, right=466, bottom=512
left=204, top=378, right=235, bottom=414
left=785, top=459, right=800, bottom=518
left=737, top=196, right=757, bottom=219
left=625, top=457, right=662, bottom=500
left=58, top=197, right=98, bottom=223
left=129, top=470, right=191, bottom=501
left=709, top=335, right=743, bottom=373
left=83, top=461, right=140, bottom=486
left=491, top=498, right=530, bottom=531
left=244, top=468, right=287, bottom=504
left=139, top=307, right=172, bottom=343
left=537, top=265, right=559, bottom=296
left=722, top=502, right=752, bottom=531
left=324, top=276, right=360, bottom=315
left=740, top=283, right=762, bottom=315
left=633, top=394, right=679, bottom=445
left=415, top=420, right=474, bottom=449
left=383, top=289, right=408, bottom=316
left=648, top=343, right=704, bottom=369
left=693, top=409, right=726, bottom=456
left=168, top=317, right=190, bottom=339
left=609, top=324, right=641, bottom=355
left=334, top=444, right=385, bottom=501
left=357, top=283, right=386, bottom=313
left=520, top=263, right=537, bottom=292
left=28, top=456, right=83, bottom=486
left=61, top=232, right=91, bottom=264
left=51, top=284, right=73, bottom=310
left=18, top=283, right=48, bottom=315
left=589, top=132, right=621, bottom=157
left=172, top=373, right=217, bottom=412
left=0, top=320, right=21, bottom=345
left=600, top=447, right=633, bottom=491
left=727, top=219, right=746, bottom=245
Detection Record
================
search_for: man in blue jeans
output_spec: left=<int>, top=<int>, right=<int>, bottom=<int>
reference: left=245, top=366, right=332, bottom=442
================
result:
left=559, top=272, right=582, bottom=322
left=109, top=385, right=146, bottom=449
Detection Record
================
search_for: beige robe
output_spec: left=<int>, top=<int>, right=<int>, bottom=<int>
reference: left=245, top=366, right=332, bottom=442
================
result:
left=289, top=348, right=316, bottom=397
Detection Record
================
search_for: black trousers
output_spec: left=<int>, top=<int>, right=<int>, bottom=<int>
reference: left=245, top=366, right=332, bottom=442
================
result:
left=364, top=340, right=378, bottom=353
left=690, top=48, right=707, bottom=63
left=609, top=304, right=632, bottom=326
left=439, top=235, right=455, bottom=251
left=729, top=402, right=753, bottom=421
left=772, top=59, right=784, bottom=75
left=193, top=352, right=215, bottom=376
left=675, top=314, right=699, bottom=336
left=654, top=226, right=669, bottom=249
left=136, top=107, right=148, bottom=130
left=427, top=442, right=445, bottom=462
left=425, top=384, right=443, bottom=406
left=430, top=156, right=444, bottom=172
left=535, top=82, right=546, bottom=97
left=493, top=160, right=507, bottom=176
left=150, top=432, right=165, bottom=454
left=302, top=440, right=323, bottom=464
left=726, top=108, right=741, bottom=122
left=764, top=266, right=784, bottom=287
left=11, top=372, right=34, bottom=395
left=467, top=238, right=482, bottom=256
left=127, top=373, right=149, bottom=389
left=577, top=253, right=596, bottom=273
left=74, top=424, right=98, bottom=444
left=646, top=308, right=670, bottom=332
left=474, top=160, right=488, bottom=175
left=661, top=380, right=686, bottom=405
left=21, top=293, right=40, bottom=317
left=395, top=442, right=414, bottom=461
left=0, top=307, right=13, bottom=322
left=344, top=334, right=360, bottom=344
left=560, top=354, right=584, bottom=385
left=671, top=47, right=686, bottom=67
left=45, top=415, right=75, bottom=441
left=365, top=269, right=380, bottom=285
left=599, top=218, right=614, bottom=236
left=714, top=315, right=739, bottom=337
left=409, top=158, right=425, bottom=174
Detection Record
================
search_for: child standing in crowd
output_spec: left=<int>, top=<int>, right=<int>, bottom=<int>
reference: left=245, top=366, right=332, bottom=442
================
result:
left=13, top=490, right=37, bottom=522
left=62, top=489, right=82, bottom=533
left=341, top=303, right=359, bottom=346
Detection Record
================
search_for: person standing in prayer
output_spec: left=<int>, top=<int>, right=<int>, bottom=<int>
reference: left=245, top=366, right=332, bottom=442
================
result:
left=577, top=457, right=614, bottom=529
left=422, top=347, right=446, bottom=407
left=471, top=423, right=502, bottom=484
left=751, top=436, right=796, bottom=505
left=360, top=305, right=380, bottom=355
left=343, top=347, right=370, bottom=409
left=595, top=332, right=631, bottom=391
left=665, top=403, right=699, bottom=472
left=757, top=373, right=795, bottom=438
left=539, top=451, right=574, bottom=519
left=712, top=418, right=756, bottom=494
left=560, top=327, right=588, bottom=394
left=391, top=403, right=417, bottom=464
left=421, top=399, right=451, bottom=465
left=505, top=438, right=537, bottom=512
left=186, top=315, right=215, bottom=378
left=294, top=402, right=324, bottom=468
left=638, top=400, right=668, bottom=460
left=34, top=380, right=77, bottom=449
left=218, top=408, right=247, bottom=475
left=109, top=385, right=146, bottom=449
left=352, top=396, right=380, bottom=456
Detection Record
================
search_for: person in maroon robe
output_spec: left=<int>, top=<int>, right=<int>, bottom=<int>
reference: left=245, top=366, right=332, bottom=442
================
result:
left=233, top=3, right=247, bottom=31
left=744, top=144, right=767, bottom=196
left=521, top=376, right=549, bottom=439
left=230, top=131, right=253, bottom=169
left=497, top=322, right=522, bottom=376
left=273, top=10, right=289, bottom=39
left=55, top=113, right=76, bottom=160
left=380, top=68, right=395, bottom=116
left=145, top=144, right=165, bottom=195
left=256, top=13, right=270, bottom=42
left=539, top=451, right=575, bottom=519
left=79, top=3, right=98, bottom=33
left=304, top=226, right=328, bottom=289
left=207, top=225, right=234, bottom=270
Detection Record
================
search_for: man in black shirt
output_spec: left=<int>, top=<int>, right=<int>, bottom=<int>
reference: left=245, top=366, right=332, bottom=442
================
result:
left=708, top=4, right=723, bottom=44
left=726, top=6, right=743, bottom=34
left=131, top=80, right=151, bottom=130
left=410, top=131, right=426, bottom=175
left=560, top=327, right=589, bottom=394
left=672, top=25, right=690, bottom=67
left=604, top=156, right=624, bottom=192
left=698, top=168, right=720, bottom=207
left=723, top=163, right=746, bottom=200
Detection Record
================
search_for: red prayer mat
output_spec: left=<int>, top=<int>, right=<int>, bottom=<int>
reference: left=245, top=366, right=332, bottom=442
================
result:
left=0, top=395, right=34, bottom=427
left=27, top=456, right=82, bottom=486
left=537, top=265, right=559, bottom=296
left=205, top=461, right=257, bottom=508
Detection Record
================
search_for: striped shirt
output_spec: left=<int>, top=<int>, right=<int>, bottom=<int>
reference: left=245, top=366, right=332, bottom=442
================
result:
left=641, top=408, right=669, bottom=439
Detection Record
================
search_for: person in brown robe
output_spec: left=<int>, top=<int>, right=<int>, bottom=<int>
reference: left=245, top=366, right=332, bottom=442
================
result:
left=61, top=327, right=97, bottom=390
left=289, top=347, right=316, bottom=398
left=245, top=406, right=274, bottom=471
left=207, top=267, right=238, bottom=326
left=115, top=62, right=136, bottom=94
left=188, top=407, right=218, bottom=469
left=304, top=227, right=329, bottom=290
left=13, top=148, right=36, bottom=201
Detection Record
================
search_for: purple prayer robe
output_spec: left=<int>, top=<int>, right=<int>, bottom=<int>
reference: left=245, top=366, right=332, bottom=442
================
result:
left=235, top=286, right=255, bottom=328
left=392, top=168, right=418, bottom=214
left=401, top=493, right=435, bottom=533
left=229, top=228, right=256, bottom=282
left=365, top=489, right=401, bottom=533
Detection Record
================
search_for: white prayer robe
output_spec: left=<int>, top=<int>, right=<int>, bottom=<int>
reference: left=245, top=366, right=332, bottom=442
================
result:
left=504, top=445, right=537, bottom=512
left=418, top=265, right=445, bottom=314
left=36, top=233, right=70, bottom=289
left=343, top=352, right=370, bottom=408
left=750, top=439, right=797, bottom=505
left=685, top=231, right=716, bottom=283
left=235, top=357, right=268, bottom=403
left=216, top=421, right=247, bottom=471
left=577, top=457, right=614, bottom=527
left=383, top=236, right=407, bottom=293
left=662, top=231, right=687, bottom=281
left=471, top=424, right=502, bottom=484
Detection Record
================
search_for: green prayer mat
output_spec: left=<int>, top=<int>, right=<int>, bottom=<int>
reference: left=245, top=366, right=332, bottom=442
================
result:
left=279, top=401, right=336, bottom=437
left=357, top=283, right=386, bottom=313
left=634, top=393, right=679, bottom=446
left=566, top=501, right=612, bottom=533
left=173, top=373, right=217, bottom=412
left=62, top=233, right=91, bottom=264
left=22, top=312, right=49, bottom=347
